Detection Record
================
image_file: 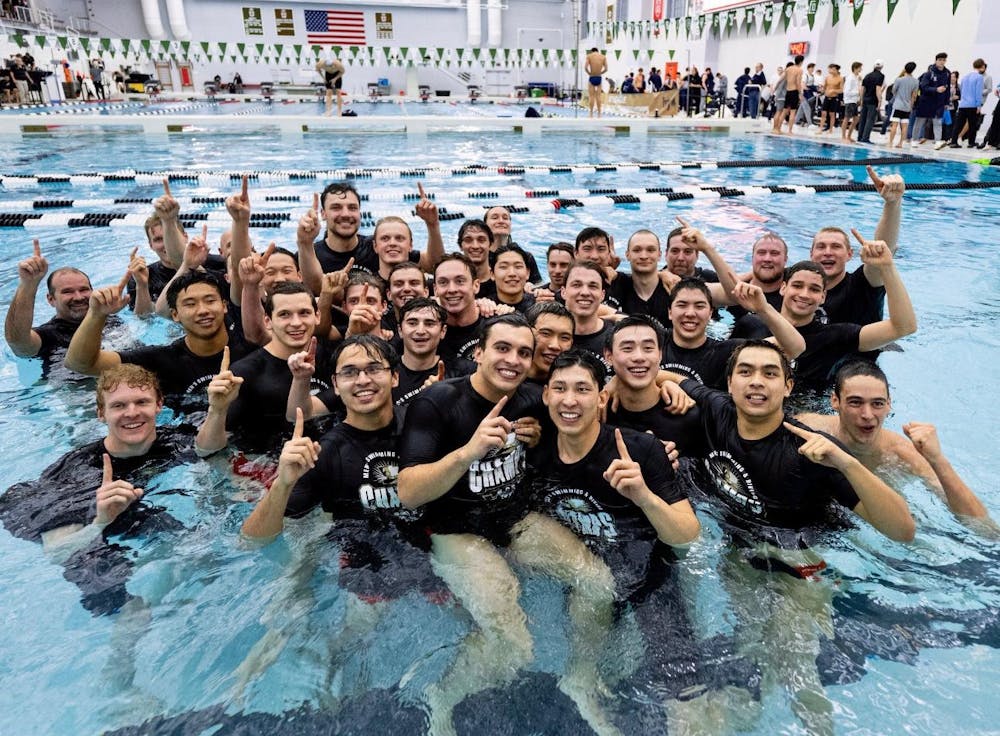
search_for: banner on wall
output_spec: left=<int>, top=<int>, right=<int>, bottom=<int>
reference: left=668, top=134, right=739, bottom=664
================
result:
left=831, top=0, right=840, bottom=25
left=242, top=8, right=263, bottom=36
left=375, top=12, right=393, bottom=41
left=606, top=4, right=614, bottom=44
left=274, top=8, right=295, bottom=36
left=806, top=0, right=818, bottom=29
left=305, top=9, right=366, bottom=46
left=853, top=0, right=865, bottom=25
left=781, top=1, right=794, bottom=31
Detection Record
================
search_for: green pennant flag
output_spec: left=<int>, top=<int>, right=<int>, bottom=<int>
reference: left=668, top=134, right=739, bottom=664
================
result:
left=34, top=35, right=46, bottom=48
left=202, top=41, right=212, bottom=56
left=456, top=47, right=464, bottom=60
left=952, top=0, right=961, bottom=12
left=216, top=41, right=226, bottom=57
left=419, top=47, right=427, bottom=60
left=57, top=36, right=68, bottom=50
left=781, top=1, right=794, bottom=31
left=400, top=46, right=409, bottom=60
left=674, top=17, right=680, bottom=36
left=571, top=49, right=578, bottom=64
left=614, top=49, right=622, bottom=61
left=647, top=49, right=655, bottom=63
left=180, top=40, right=190, bottom=57
left=853, top=0, right=865, bottom=25
left=435, top=47, right=444, bottom=61
left=806, top=0, right=818, bottom=29
left=697, top=14, right=707, bottom=36
left=726, top=10, right=737, bottom=35
left=101, top=38, right=111, bottom=52
left=831, top=0, right=840, bottom=25
left=669, top=49, right=675, bottom=60
left=80, top=37, right=90, bottom=52
left=10, top=33, right=24, bottom=48
left=141, top=39, right=151, bottom=57
left=745, top=7, right=755, bottom=34
left=349, top=45, right=360, bottom=59
left=711, top=13, right=720, bottom=35
left=473, top=47, right=481, bottom=61
left=274, top=44, right=283, bottom=56
left=631, top=49, right=639, bottom=61
left=161, top=40, right=171, bottom=54
left=684, top=16, right=692, bottom=37
left=762, top=3, right=774, bottom=34
left=490, top=48, right=497, bottom=63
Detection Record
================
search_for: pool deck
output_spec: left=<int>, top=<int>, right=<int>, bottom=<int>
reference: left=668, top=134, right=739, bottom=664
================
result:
left=0, top=100, right=994, bottom=165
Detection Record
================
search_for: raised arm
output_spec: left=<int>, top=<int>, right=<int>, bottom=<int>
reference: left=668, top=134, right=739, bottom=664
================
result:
left=901, top=422, right=989, bottom=520
left=153, top=178, right=186, bottom=267
left=285, top=338, right=329, bottom=421
left=398, top=396, right=511, bottom=509
left=785, top=422, right=915, bottom=542
left=854, top=232, right=917, bottom=352
left=730, top=282, right=806, bottom=358
left=226, top=175, right=253, bottom=305
left=414, top=182, right=444, bottom=273
left=238, top=246, right=270, bottom=345
left=64, top=274, right=130, bottom=375
left=866, top=166, right=904, bottom=286
left=127, top=247, right=153, bottom=316
left=241, top=409, right=321, bottom=540
left=4, top=239, right=47, bottom=356
left=297, top=193, right=324, bottom=296
left=195, top=347, right=243, bottom=456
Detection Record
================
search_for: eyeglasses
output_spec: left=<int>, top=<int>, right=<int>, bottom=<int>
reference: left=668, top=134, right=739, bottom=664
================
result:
left=334, top=363, right=391, bottom=381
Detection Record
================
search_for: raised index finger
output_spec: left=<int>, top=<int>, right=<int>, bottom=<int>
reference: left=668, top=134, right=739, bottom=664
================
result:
left=162, top=178, right=172, bottom=197
left=220, top=345, right=230, bottom=372
left=240, top=174, right=249, bottom=200
left=307, top=336, right=317, bottom=361
left=341, top=256, right=355, bottom=274
left=417, top=181, right=427, bottom=200
left=129, top=246, right=139, bottom=260
left=865, top=165, right=882, bottom=188
left=102, top=453, right=113, bottom=485
left=614, top=428, right=633, bottom=461
left=486, top=394, right=508, bottom=419
left=783, top=421, right=814, bottom=440
left=849, top=228, right=867, bottom=248
left=674, top=215, right=691, bottom=229
left=312, top=192, right=320, bottom=213
left=261, top=241, right=276, bottom=266
left=32, top=239, right=41, bottom=258
left=292, top=406, right=305, bottom=439
left=117, top=269, right=132, bottom=292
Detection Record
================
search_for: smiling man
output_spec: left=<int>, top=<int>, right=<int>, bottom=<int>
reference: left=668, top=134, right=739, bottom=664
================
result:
left=525, top=301, right=575, bottom=384
left=796, top=361, right=992, bottom=526
left=491, top=245, right=536, bottom=313
left=434, top=253, right=486, bottom=362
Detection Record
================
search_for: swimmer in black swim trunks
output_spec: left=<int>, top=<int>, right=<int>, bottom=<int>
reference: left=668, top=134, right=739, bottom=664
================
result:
left=586, top=47, right=608, bottom=117
left=316, top=50, right=345, bottom=116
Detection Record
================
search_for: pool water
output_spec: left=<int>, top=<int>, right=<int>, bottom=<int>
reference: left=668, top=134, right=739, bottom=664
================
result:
left=1, top=129, right=998, bottom=735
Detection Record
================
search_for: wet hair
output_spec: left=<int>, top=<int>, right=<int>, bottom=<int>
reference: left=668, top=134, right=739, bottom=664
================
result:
left=526, top=300, right=575, bottom=332
left=833, top=360, right=889, bottom=397
left=332, top=334, right=400, bottom=373
left=753, top=231, right=789, bottom=255
left=268, top=246, right=300, bottom=268
left=434, top=252, right=477, bottom=280
left=373, top=215, right=413, bottom=242
left=320, top=181, right=361, bottom=210
left=143, top=214, right=189, bottom=244
left=263, top=280, right=316, bottom=317
left=565, top=259, right=607, bottom=288
left=477, top=312, right=535, bottom=351
left=388, top=260, right=424, bottom=279
left=606, top=314, right=666, bottom=353
left=546, top=242, right=575, bottom=261
left=485, top=205, right=511, bottom=219
left=547, top=348, right=606, bottom=388
left=399, top=296, right=446, bottom=324
left=96, top=364, right=163, bottom=413
left=166, top=269, right=226, bottom=311
left=46, top=267, right=90, bottom=296
left=574, top=226, right=611, bottom=251
left=812, top=226, right=851, bottom=251
left=785, top=260, right=828, bottom=287
left=458, top=218, right=493, bottom=247
left=626, top=229, right=660, bottom=249
left=345, top=273, right=386, bottom=302
left=669, top=276, right=713, bottom=306
left=725, top=338, right=793, bottom=382
left=492, top=244, right=527, bottom=267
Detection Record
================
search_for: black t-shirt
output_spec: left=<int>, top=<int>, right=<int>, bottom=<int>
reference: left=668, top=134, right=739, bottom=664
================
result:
left=119, top=332, right=253, bottom=411
left=128, top=255, right=228, bottom=308
left=34, top=315, right=126, bottom=380
left=823, top=266, right=885, bottom=326
left=476, top=278, right=498, bottom=303
left=286, top=413, right=417, bottom=523
left=228, top=343, right=336, bottom=451
left=608, top=273, right=671, bottom=322
left=862, top=70, right=885, bottom=104
left=681, top=379, right=859, bottom=543
left=661, top=335, right=746, bottom=390
left=496, top=291, right=536, bottom=315
left=438, top=315, right=485, bottom=363
left=391, top=357, right=477, bottom=411
left=606, top=397, right=705, bottom=459
left=399, top=376, right=544, bottom=536
left=0, top=428, right=195, bottom=616
left=573, top=319, right=616, bottom=361
left=731, top=316, right=862, bottom=387
left=313, top=234, right=421, bottom=277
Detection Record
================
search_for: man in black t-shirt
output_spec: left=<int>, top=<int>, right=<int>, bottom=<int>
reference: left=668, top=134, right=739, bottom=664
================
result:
left=525, top=301, right=575, bottom=384
left=663, top=225, right=720, bottom=283
left=66, top=270, right=250, bottom=412
left=397, top=315, right=613, bottom=736
left=484, top=205, right=543, bottom=284
left=808, top=167, right=904, bottom=326
left=0, top=366, right=195, bottom=617
left=3, top=240, right=127, bottom=379
left=563, top=261, right=616, bottom=368
left=857, top=60, right=885, bottom=143
left=491, top=245, right=536, bottom=314
left=606, top=229, right=672, bottom=321
left=434, top=253, right=487, bottom=362
left=732, top=240, right=917, bottom=388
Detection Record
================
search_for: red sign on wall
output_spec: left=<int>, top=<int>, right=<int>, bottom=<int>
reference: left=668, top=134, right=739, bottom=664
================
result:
left=788, top=41, right=810, bottom=56
left=653, top=0, right=664, bottom=21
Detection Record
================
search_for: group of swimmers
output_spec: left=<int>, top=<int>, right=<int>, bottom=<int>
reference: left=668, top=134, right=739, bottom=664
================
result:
left=2, top=167, right=993, bottom=734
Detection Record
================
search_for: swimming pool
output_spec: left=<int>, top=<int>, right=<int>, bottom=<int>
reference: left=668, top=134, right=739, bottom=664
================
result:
left=1, top=128, right=998, bottom=735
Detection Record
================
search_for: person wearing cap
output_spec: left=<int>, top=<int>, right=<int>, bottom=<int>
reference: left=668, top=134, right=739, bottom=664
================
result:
left=913, top=52, right=951, bottom=146
left=857, top=59, right=885, bottom=144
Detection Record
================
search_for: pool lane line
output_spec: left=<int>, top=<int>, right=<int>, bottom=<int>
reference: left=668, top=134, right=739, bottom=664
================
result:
left=3, top=181, right=999, bottom=228
left=0, top=155, right=932, bottom=188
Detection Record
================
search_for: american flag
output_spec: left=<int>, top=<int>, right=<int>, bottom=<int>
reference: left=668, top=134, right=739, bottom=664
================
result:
left=305, top=9, right=366, bottom=45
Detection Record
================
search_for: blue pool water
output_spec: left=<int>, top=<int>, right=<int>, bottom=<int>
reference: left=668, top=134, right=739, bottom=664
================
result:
left=1, top=128, right=998, bottom=735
